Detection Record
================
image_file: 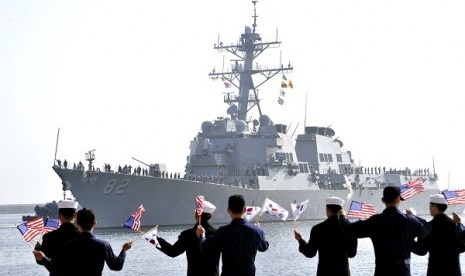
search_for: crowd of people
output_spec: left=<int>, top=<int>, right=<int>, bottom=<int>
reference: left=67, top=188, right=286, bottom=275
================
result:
left=32, top=189, right=465, bottom=276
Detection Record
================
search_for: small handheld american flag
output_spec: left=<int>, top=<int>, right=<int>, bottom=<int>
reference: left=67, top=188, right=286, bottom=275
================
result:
left=17, top=217, right=44, bottom=242
left=347, top=201, right=376, bottom=219
left=44, top=218, right=60, bottom=233
left=123, top=204, right=145, bottom=231
left=195, top=195, right=204, bottom=216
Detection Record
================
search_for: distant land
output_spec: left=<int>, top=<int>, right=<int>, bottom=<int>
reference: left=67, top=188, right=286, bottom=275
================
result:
left=0, top=204, right=38, bottom=214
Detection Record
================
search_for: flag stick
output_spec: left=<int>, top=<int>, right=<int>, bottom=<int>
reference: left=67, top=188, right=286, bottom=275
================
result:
left=130, top=225, right=158, bottom=243
left=292, top=219, right=297, bottom=230
left=27, top=241, right=35, bottom=250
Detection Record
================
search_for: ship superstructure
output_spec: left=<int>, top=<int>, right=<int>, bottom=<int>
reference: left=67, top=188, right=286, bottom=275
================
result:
left=53, top=1, right=449, bottom=228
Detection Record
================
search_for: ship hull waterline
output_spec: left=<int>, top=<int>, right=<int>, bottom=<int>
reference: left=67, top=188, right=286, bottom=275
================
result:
left=54, top=167, right=456, bottom=228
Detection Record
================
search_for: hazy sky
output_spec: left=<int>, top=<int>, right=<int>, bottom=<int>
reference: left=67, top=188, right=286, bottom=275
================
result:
left=1, top=0, right=464, bottom=204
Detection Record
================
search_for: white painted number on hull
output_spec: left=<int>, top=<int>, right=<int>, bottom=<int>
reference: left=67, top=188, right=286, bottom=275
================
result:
left=103, top=179, right=129, bottom=195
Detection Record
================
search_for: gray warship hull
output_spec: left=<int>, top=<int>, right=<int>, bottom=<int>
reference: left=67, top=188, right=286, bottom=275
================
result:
left=53, top=2, right=461, bottom=228
left=54, top=167, right=453, bottom=228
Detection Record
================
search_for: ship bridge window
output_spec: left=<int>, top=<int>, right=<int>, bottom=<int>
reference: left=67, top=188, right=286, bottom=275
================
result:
left=286, top=153, right=294, bottom=162
left=320, top=153, right=333, bottom=162
left=298, top=162, right=309, bottom=173
left=336, top=154, right=342, bottom=163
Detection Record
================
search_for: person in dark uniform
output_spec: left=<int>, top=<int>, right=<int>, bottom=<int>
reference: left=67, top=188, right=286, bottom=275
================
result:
left=339, top=186, right=431, bottom=276
left=156, top=200, right=220, bottom=276
left=196, top=194, right=269, bottom=276
left=412, top=194, right=465, bottom=276
left=294, top=196, right=357, bottom=276
left=33, top=199, right=79, bottom=275
left=35, top=208, right=132, bottom=275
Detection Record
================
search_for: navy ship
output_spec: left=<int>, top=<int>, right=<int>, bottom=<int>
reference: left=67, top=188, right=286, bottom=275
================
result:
left=53, top=1, right=452, bottom=228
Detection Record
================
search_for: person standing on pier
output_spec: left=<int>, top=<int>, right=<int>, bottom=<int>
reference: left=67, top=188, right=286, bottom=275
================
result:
left=33, top=199, right=79, bottom=275
left=339, top=186, right=431, bottom=276
left=294, top=196, right=357, bottom=276
left=196, top=194, right=269, bottom=276
left=412, top=194, right=465, bottom=276
left=156, top=201, right=220, bottom=276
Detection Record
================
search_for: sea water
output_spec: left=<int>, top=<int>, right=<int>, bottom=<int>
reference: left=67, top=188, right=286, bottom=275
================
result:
left=1, top=213, right=464, bottom=276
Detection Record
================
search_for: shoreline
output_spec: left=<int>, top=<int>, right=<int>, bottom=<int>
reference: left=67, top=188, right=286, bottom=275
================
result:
left=0, top=204, right=38, bottom=214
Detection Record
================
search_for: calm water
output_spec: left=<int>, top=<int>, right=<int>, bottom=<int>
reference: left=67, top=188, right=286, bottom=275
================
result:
left=2, top=213, right=465, bottom=276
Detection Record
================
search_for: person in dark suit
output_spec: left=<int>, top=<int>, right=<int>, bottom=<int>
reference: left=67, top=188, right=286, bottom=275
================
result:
left=34, top=208, right=132, bottom=276
left=412, top=194, right=465, bottom=276
left=156, top=200, right=220, bottom=276
left=339, top=186, right=431, bottom=276
left=33, top=199, right=79, bottom=275
left=294, top=196, right=357, bottom=276
left=196, top=194, right=269, bottom=276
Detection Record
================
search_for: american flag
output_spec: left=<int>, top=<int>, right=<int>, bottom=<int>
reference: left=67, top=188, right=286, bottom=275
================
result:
left=400, top=178, right=425, bottom=200
left=347, top=201, right=376, bottom=219
left=44, top=218, right=60, bottom=233
left=123, top=204, right=145, bottom=231
left=17, top=217, right=44, bottom=242
left=195, top=195, right=204, bottom=216
left=443, top=190, right=465, bottom=205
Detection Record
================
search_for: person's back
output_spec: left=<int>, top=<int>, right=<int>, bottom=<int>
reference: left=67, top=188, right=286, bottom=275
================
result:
left=424, top=214, right=462, bottom=275
left=363, top=207, right=422, bottom=274
left=33, top=200, right=80, bottom=275
left=214, top=218, right=267, bottom=275
left=295, top=197, right=357, bottom=276
left=157, top=201, right=220, bottom=276
left=58, top=208, right=132, bottom=276
left=412, top=194, right=465, bottom=276
left=62, top=232, right=126, bottom=276
left=340, top=187, right=431, bottom=276
left=198, top=194, right=269, bottom=276
left=40, top=222, right=78, bottom=258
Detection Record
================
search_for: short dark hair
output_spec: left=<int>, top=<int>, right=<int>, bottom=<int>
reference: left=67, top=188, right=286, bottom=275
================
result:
left=77, top=208, right=95, bottom=231
left=59, top=208, right=76, bottom=220
left=201, top=212, right=212, bottom=222
left=228, top=194, right=245, bottom=214
left=326, top=204, right=342, bottom=214
left=430, top=202, right=448, bottom=212
left=383, top=186, right=404, bottom=203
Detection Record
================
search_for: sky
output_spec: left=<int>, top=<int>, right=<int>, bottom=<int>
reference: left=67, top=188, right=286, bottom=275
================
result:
left=1, top=0, right=465, bottom=204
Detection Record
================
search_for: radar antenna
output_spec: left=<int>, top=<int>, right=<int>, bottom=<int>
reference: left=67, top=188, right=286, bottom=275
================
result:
left=209, top=0, right=293, bottom=121
left=252, top=0, right=258, bottom=33
left=85, top=149, right=96, bottom=171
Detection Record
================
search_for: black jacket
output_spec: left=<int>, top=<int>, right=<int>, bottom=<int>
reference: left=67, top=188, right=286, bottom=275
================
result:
left=157, top=222, right=219, bottom=276
left=36, top=222, right=79, bottom=274
left=298, top=215, right=357, bottom=276
left=412, top=213, right=465, bottom=276
left=200, top=218, right=269, bottom=276
left=54, top=232, right=126, bottom=276
left=341, top=206, right=431, bottom=276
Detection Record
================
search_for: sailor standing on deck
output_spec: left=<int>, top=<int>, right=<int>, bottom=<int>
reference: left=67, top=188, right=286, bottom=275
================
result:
left=33, top=199, right=79, bottom=274
left=155, top=200, right=220, bottom=276
left=294, top=196, right=357, bottom=276
left=338, top=186, right=431, bottom=276
left=412, top=194, right=465, bottom=276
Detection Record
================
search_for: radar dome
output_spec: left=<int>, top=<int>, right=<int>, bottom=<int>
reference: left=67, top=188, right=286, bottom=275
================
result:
left=259, top=115, right=273, bottom=126
left=235, top=120, right=247, bottom=133
left=201, top=121, right=213, bottom=134
left=227, top=105, right=238, bottom=115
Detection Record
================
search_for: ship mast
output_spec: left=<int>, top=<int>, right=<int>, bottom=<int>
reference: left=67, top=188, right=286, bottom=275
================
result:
left=209, top=0, right=293, bottom=122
